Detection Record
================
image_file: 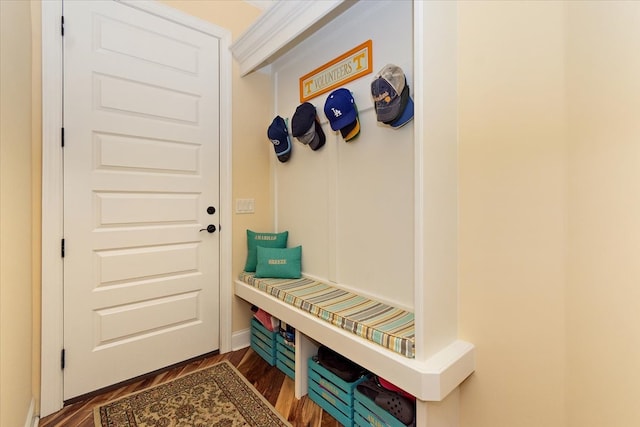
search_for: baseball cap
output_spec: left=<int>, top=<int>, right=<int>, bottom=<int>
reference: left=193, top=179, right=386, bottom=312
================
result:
left=371, top=64, right=414, bottom=127
left=291, top=102, right=326, bottom=151
left=386, top=84, right=414, bottom=128
left=340, top=118, right=360, bottom=142
left=267, top=116, right=292, bottom=163
left=324, top=88, right=359, bottom=133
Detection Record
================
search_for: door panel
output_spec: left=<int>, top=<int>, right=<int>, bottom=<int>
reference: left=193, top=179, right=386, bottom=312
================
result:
left=63, top=0, right=220, bottom=399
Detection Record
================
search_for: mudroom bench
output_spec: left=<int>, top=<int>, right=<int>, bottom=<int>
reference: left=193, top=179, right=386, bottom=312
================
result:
left=235, top=273, right=474, bottom=403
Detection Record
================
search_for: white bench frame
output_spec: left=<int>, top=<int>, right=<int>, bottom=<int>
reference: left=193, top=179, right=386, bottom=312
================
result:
left=235, top=279, right=474, bottom=402
left=231, top=3, right=472, bottom=424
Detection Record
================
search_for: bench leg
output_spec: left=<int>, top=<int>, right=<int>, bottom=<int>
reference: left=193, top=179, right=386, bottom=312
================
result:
left=417, top=387, right=460, bottom=426
left=294, top=330, right=319, bottom=399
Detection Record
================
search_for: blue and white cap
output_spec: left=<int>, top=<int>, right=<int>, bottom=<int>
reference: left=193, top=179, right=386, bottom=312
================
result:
left=267, top=116, right=292, bottom=162
left=324, top=88, right=358, bottom=131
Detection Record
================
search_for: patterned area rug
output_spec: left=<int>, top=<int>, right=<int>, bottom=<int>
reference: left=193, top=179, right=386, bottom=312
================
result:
left=93, top=360, right=291, bottom=427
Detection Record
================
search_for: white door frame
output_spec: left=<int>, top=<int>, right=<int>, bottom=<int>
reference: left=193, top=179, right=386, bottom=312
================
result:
left=40, top=0, right=233, bottom=416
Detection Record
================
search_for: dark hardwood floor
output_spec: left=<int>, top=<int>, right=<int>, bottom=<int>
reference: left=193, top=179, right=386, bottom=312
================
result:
left=39, top=347, right=341, bottom=427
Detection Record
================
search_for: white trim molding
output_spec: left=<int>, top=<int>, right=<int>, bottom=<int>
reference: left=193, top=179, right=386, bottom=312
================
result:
left=40, top=0, right=64, bottom=416
left=217, top=27, right=234, bottom=355
left=413, top=0, right=426, bottom=362
left=24, top=398, right=37, bottom=427
left=40, top=0, right=233, bottom=415
left=231, top=328, right=251, bottom=351
left=230, top=0, right=354, bottom=76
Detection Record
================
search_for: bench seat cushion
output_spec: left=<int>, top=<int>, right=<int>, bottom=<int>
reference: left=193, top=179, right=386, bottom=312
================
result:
left=239, top=272, right=415, bottom=358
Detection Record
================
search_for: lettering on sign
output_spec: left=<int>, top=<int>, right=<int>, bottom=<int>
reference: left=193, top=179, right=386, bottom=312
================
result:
left=299, top=40, right=373, bottom=103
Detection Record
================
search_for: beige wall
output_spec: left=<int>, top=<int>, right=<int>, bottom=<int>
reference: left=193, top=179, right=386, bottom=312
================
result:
left=458, top=2, right=567, bottom=425
left=458, top=1, right=640, bottom=426
left=1, top=1, right=36, bottom=426
left=566, top=2, right=640, bottom=426
left=159, top=0, right=273, bottom=332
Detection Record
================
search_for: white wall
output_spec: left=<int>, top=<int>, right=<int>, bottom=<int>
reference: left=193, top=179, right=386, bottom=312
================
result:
left=270, top=0, right=415, bottom=309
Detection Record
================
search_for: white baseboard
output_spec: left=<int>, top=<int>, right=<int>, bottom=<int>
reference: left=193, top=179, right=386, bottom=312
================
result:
left=24, top=398, right=38, bottom=427
left=231, top=328, right=250, bottom=351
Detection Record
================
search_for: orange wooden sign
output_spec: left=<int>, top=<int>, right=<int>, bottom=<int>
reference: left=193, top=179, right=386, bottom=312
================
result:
left=299, top=40, right=373, bottom=103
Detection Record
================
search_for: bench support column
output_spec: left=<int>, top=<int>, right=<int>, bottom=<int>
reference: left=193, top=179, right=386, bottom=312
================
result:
left=293, top=330, right=319, bottom=398
left=418, top=386, right=460, bottom=426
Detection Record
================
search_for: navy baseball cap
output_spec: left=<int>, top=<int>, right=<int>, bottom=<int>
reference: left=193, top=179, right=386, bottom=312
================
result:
left=340, top=118, right=360, bottom=142
left=267, top=116, right=292, bottom=162
left=387, top=84, right=414, bottom=128
left=291, top=102, right=325, bottom=151
left=371, top=64, right=414, bottom=127
left=324, top=88, right=359, bottom=132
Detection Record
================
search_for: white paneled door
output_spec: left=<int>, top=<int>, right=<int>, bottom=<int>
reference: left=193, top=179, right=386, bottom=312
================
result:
left=63, top=0, right=220, bottom=399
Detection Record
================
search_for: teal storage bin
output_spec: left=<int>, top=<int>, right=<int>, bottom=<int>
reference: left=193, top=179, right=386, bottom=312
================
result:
left=308, top=357, right=366, bottom=427
left=354, top=411, right=376, bottom=427
left=276, top=334, right=295, bottom=379
left=250, top=318, right=277, bottom=366
left=354, top=388, right=407, bottom=427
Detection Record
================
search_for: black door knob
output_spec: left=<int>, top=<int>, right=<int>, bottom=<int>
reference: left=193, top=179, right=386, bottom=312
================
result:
left=199, top=224, right=216, bottom=233
left=207, top=206, right=216, bottom=215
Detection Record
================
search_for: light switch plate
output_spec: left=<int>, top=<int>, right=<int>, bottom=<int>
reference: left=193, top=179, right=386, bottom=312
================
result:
left=235, top=198, right=255, bottom=214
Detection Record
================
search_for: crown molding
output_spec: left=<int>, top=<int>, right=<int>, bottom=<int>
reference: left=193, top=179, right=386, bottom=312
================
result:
left=230, top=0, right=357, bottom=76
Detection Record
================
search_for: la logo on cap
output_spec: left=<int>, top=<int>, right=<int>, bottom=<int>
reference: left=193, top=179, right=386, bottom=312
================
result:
left=323, top=88, right=360, bottom=142
left=324, top=88, right=357, bottom=132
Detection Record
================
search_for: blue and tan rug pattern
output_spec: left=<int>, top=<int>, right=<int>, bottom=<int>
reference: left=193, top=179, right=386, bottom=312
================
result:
left=94, top=360, right=291, bottom=427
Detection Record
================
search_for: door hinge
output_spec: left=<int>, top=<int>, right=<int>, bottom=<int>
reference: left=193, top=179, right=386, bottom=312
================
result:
left=61, top=348, right=66, bottom=370
left=61, top=127, right=65, bottom=148
left=61, top=238, right=65, bottom=258
left=61, top=16, right=64, bottom=36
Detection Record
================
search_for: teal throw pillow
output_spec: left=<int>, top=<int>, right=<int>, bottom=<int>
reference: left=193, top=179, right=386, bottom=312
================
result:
left=244, top=230, right=288, bottom=272
left=255, top=246, right=302, bottom=279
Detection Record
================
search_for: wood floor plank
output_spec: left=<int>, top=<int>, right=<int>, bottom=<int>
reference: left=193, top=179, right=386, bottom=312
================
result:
left=39, top=347, right=335, bottom=427
left=275, top=376, right=297, bottom=418
left=297, top=395, right=324, bottom=427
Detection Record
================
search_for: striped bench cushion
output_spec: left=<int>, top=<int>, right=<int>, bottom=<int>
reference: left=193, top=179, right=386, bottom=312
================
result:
left=238, top=272, right=415, bottom=358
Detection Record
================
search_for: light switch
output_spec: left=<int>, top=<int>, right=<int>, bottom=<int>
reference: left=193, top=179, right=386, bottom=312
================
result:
left=235, top=198, right=255, bottom=214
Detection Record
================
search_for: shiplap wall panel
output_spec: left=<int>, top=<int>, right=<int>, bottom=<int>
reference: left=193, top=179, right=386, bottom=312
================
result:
left=271, top=0, right=414, bottom=309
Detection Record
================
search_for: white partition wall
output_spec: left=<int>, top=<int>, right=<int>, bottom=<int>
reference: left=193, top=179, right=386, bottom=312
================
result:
left=270, top=0, right=415, bottom=309
left=231, top=1, right=471, bottom=424
left=415, top=0, right=460, bottom=360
